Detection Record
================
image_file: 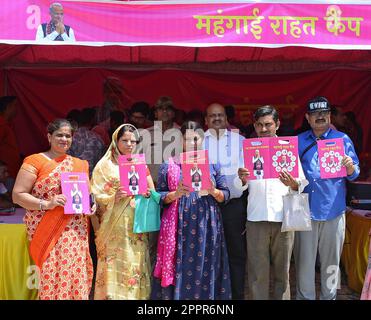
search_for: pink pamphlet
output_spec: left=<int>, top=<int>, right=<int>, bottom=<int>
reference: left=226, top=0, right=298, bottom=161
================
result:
left=270, top=136, right=299, bottom=179
left=118, top=153, right=147, bottom=195
left=180, top=150, right=212, bottom=192
left=243, top=137, right=271, bottom=180
left=61, top=172, right=90, bottom=215
left=317, top=138, right=346, bottom=179
left=243, top=136, right=299, bottom=180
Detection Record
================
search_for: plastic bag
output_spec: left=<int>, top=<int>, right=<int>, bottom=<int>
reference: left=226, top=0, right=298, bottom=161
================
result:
left=281, top=193, right=312, bottom=232
left=133, top=189, right=161, bottom=233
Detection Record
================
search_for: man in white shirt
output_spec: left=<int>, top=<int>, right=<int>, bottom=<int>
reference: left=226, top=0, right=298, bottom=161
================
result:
left=204, top=103, right=247, bottom=299
left=238, top=105, right=308, bottom=300
left=35, top=2, right=76, bottom=42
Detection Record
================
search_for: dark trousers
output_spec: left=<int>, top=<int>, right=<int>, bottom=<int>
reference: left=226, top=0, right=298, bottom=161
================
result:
left=220, top=191, right=248, bottom=299
left=88, top=219, right=97, bottom=299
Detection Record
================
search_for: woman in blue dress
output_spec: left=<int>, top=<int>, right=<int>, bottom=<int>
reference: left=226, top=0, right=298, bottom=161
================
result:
left=152, top=121, right=231, bottom=300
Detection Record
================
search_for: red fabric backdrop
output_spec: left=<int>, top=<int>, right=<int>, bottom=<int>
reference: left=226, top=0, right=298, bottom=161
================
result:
left=0, top=70, right=3, bottom=96
left=4, top=67, right=370, bottom=157
left=1, top=45, right=371, bottom=67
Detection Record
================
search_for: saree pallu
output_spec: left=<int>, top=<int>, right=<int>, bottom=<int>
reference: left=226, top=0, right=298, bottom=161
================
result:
left=23, top=153, right=93, bottom=300
left=91, top=155, right=151, bottom=300
left=153, top=157, right=180, bottom=287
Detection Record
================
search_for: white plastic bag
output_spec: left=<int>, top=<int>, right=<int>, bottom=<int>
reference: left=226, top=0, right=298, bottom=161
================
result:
left=281, top=193, right=312, bottom=232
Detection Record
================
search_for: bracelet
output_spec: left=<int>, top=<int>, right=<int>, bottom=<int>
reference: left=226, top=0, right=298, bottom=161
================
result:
left=39, top=199, right=45, bottom=212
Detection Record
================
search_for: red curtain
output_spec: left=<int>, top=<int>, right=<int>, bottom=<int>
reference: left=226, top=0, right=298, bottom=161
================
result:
left=4, top=68, right=370, bottom=157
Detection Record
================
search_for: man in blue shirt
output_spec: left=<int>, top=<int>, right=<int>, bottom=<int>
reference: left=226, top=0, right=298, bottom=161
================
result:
left=295, top=96, right=360, bottom=300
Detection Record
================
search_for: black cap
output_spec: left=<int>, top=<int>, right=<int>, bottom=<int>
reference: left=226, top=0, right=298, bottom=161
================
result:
left=307, top=96, right=331, bottom=114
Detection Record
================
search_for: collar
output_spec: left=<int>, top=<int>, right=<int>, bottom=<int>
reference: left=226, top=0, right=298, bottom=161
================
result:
left=308, top=127, right=332, bottom=140
left=205, top=128, right=229, bottom=138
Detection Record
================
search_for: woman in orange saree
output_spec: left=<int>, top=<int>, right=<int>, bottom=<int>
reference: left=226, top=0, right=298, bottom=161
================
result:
left=12, top=119, right=93, bottom=300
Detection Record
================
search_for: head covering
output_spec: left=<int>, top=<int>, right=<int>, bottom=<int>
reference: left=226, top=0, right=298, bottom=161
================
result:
left=307, top=96, right=331, bottom=114
left=103, top=123, right=140, bottom=163
left=91, top=123, right=140, bottom=198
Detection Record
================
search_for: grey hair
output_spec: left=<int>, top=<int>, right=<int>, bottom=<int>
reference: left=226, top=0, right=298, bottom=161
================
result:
left=50, top=2, right=63, bottom=14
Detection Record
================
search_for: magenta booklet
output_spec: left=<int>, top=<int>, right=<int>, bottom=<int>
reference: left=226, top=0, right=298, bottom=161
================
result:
left=118, top=153, right=147, bottom=195
left=180, top=150, right=211, bottom=192
left=317, top=138, right=346, bottom=179
left=243, top=136, right=299, bottom=180
left=61, top=172, right=90, bottom=215
left=243, top=137, right=270, bottom=180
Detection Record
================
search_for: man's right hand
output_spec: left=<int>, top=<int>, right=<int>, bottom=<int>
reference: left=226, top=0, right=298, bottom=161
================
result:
left=238, top=168, right=250, bottom=185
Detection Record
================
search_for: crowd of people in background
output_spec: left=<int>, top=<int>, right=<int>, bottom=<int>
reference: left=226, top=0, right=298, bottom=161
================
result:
left=1, top=75, right=370, bottom=301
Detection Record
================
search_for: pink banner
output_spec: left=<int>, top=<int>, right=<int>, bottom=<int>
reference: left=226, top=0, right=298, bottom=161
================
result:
left=1, top=0, right=370, bottom=48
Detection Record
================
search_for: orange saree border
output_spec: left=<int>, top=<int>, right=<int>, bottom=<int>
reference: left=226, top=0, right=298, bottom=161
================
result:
left=29, top=156, right=88, bottom=268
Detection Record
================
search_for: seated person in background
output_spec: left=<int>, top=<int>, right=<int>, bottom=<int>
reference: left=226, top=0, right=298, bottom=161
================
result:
left=0, top=96, right=21, bottom=179
left=93, top=77, right=126, bottom=145
left=66, top=108, right=81, bottom=131
left=109, top=111, right=126, bottom=142
left=0, top=161, right=15, bottom=208
left=129, top=101, right=152, bottom=129
left=343, top=111, right=363, bottom=155
left=36, top=2, right=76, bottom=42
left=68, top=107, right=106, bottom=177
left=175, top=109, right=187, bottom=127
left=185, top=109, right=205, bottom=129
left=225, top=105, right=242, bottom=131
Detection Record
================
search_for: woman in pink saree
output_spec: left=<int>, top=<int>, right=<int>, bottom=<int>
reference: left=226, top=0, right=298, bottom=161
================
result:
left=151, top=121, right=231, bottom=300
